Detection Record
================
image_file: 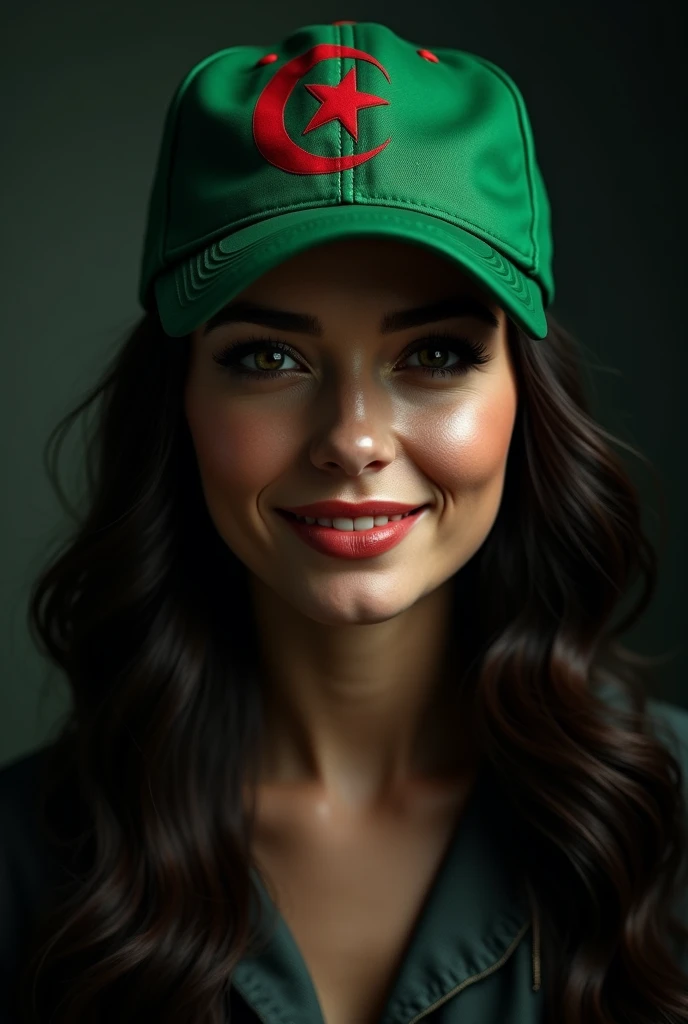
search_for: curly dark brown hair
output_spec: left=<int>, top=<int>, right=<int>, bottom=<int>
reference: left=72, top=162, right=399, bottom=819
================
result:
left=13, top=307, right=688, bottom=1024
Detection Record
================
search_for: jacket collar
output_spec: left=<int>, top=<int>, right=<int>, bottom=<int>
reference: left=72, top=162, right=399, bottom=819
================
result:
left=230, top=761, right=536, bottom=1023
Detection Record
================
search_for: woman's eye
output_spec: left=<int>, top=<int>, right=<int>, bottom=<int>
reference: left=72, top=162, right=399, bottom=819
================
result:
left=212, top=338, right=302, bottom=378
left=403, top=346, right=462, bottom=373
left=237, top=346, right=300, bottom=375
left=212, top=332, right=492, bottom=380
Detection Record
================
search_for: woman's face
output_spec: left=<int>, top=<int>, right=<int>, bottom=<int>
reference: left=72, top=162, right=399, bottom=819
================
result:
left=185, top=237, right=518, bottom=626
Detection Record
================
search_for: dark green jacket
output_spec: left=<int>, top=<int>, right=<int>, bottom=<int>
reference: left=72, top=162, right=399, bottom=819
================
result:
left=2, top=693, right=687, bottom=1023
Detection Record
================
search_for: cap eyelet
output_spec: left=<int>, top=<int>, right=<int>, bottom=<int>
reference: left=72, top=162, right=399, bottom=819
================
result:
left=255, top=53, right=278, bottom=67
left=417, top=49, right=439, bottom=63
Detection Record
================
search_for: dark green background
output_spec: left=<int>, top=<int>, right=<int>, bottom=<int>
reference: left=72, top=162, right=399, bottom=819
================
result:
left=1, top=1, right=685, bottom=767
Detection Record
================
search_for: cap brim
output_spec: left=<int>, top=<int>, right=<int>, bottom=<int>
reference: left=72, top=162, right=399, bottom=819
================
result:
left=154, top=205, right=548, bottom=340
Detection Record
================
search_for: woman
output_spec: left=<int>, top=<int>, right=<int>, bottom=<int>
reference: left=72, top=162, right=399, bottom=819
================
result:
left=1, top=19, right=687, bottom=1024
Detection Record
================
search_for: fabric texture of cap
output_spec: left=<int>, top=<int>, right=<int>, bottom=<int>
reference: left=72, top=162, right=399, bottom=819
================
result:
left=138, top=21, right=555, bottom=340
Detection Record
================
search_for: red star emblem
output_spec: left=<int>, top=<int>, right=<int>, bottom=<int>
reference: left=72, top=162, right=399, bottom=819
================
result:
left=302, top=66, right=389, bottom=142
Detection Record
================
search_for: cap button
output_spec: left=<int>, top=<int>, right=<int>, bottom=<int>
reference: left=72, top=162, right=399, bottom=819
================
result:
left=332, top=20, right=357, bottom=25
left=255, top=53, right=278, bottom=66
left=417, top=49, right=439, bottom=63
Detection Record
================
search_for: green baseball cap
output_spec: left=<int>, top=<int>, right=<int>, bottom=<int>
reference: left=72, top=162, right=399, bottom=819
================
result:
left=138, top=20, right=554, bottom=340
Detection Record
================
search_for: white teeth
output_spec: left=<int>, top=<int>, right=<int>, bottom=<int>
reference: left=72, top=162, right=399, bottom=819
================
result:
left=295, top=511, right=415, bottom=531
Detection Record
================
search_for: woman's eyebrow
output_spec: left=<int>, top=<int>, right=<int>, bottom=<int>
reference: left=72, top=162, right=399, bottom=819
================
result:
left=201, top=295, right=500, bottom=337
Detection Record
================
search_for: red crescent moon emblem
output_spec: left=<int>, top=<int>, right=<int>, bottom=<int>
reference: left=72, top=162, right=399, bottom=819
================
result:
left=253, top=44, right=392, bottom=174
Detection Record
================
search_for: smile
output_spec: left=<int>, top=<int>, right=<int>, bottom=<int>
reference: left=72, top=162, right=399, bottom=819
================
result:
left=279, top=505, right=428, bottom=532
left=277, top=505, right=430, bottom=560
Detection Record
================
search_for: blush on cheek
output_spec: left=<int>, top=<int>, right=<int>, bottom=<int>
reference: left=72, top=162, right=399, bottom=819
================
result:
left=418, top=390, right=517, bottom=486
left=189, top=408, right=296, bottom=494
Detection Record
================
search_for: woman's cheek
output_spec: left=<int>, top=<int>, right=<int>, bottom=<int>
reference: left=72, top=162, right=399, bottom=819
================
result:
left=189, top=406, right=295, bottom=494
left=411, top=385, right=517, bottom=490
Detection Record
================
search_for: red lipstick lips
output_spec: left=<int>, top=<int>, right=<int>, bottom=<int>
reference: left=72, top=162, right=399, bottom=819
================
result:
left=276, top=502, right=431, bottom=560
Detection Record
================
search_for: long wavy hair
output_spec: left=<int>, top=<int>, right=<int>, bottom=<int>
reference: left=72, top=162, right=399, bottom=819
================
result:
left=13, top=302, right=688, bottom=1024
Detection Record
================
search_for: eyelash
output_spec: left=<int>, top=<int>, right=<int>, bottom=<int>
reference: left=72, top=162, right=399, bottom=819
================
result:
left=212, top=331, right=492, bottom=380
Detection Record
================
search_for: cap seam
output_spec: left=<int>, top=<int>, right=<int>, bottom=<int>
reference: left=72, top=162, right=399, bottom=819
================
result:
left=469, top=55, right=539, bottom=275
left=342, top=20, right=355, bottom=204
left=336, top=24, right=343, bottom=203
